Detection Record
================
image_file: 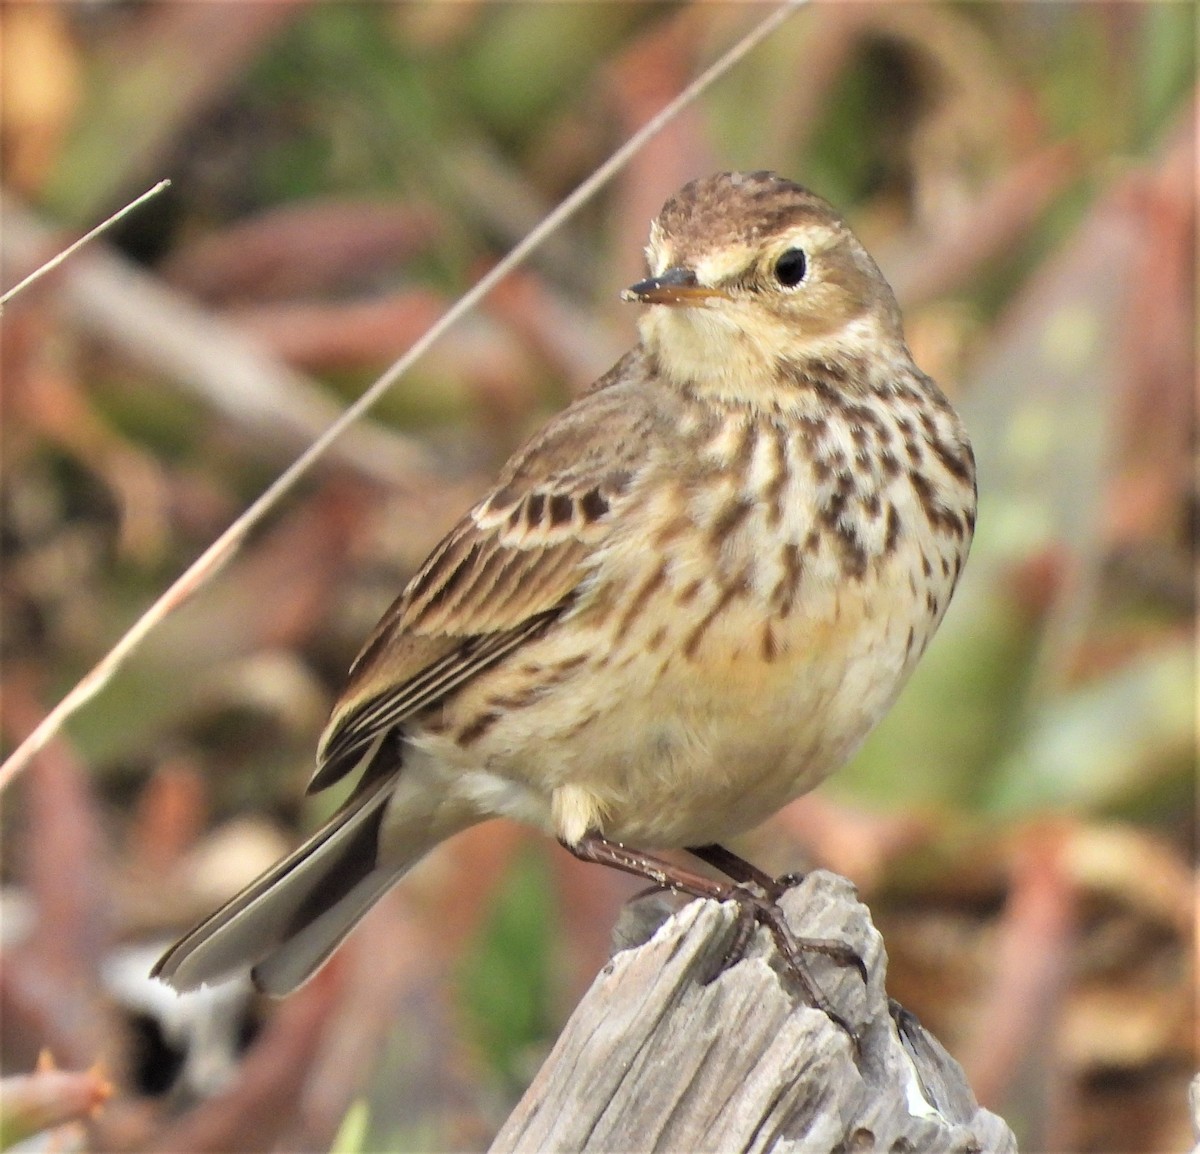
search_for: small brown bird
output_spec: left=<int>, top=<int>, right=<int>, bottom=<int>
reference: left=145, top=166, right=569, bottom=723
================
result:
left=154, top=172, right=975, bottom=998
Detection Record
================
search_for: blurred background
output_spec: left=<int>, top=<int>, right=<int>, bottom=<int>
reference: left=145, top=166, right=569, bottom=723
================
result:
left=0, top=3, right=1194, bottom=1152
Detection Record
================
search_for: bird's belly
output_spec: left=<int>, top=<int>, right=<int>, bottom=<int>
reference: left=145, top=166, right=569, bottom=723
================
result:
left=562, top=591, right=917, bottom=846
left=416, top=566, right=938, bottom=849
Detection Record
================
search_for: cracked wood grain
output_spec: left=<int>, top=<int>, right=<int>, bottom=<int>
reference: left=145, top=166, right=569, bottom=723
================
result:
left=491, top=871, right=1017, bottom=1154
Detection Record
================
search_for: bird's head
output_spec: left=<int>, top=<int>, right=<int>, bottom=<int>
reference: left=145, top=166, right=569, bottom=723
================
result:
left=624, top=171, right=906, bottom=402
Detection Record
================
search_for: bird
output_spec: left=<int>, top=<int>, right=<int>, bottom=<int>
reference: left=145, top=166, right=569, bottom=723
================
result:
left=153, top=171, right=976, bottom=1001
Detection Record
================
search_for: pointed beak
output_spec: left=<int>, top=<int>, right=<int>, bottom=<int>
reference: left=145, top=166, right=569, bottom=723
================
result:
left=621, top=266, right=728, bottom=306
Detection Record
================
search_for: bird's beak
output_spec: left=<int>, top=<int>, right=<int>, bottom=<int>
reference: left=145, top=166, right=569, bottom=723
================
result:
left=622, top=266, right=728, bottom=306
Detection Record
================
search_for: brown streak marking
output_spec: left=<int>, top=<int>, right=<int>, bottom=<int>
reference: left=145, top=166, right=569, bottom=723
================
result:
left=729, top=419, right=758, bottom=475
left=580, top=574, right=616, bottom=621
left=438, top=541, right=522, bottom=620
left=884, top=504, right=901, bottom=554
left=487, top=688, right=541, bottom=711
left=820, top=486, right=848, bottom=529
left=580, top=488, right=609, bottom=522
left=653, top=513, right=692, bottom=548
left=414, top=540, right=483, bottom=615
left=479, top=547, right=549, bottom=622
left=646, top=625, right=668, bottom=652
left=761, top=622, right=777, bottom=663
left=615, top=562, right=668, bottom=636
left=407, top=533, right=467, bottom=603
left=763, top=426, right=788, bottom=528
left=614, top=648, right=641, bottom=672
left=834, top=525, right=868, bottom=581
left=457, top=711, right=501, bottom=746
left=922, top=384, right=954, bottom=415
left=772, top=542, right=803, bottom=617
left=682, top=575, right=749, bottom=661
left=910, top=471, right=967, bottom=538
left=816, top=359, right=849, bottom=385
left=708, top=497, right=754, bottom=550
left=559, top=710, right=601, bottom=741
left=550, top=653, right=588, bottom=676
left=549, top=493, right=574, bottom=526
left=807, top=375, right=840, bottom=405
left=852, top=402, right=883, bottom=429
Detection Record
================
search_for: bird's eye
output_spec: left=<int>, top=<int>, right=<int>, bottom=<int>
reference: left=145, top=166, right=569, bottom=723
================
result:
left=773, top=248, right=808, bottom=288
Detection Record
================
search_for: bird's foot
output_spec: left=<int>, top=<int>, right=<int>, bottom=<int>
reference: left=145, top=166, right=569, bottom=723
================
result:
left=715, top=882, right=864, bottom=1045
left=566, top=832, right=863, bottom=1045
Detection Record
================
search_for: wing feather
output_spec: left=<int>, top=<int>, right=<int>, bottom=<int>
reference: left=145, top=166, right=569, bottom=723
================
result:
left=310, top=357, right=660, bottom=796
left=309, top=613, right=559, bottom=793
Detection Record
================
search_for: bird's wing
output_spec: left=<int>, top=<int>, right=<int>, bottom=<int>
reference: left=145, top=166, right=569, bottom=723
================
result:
left=310, top=357, right=654, bottom=793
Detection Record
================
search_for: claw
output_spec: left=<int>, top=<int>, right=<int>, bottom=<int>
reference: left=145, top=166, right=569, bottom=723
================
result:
left=773, top=871, right=808, bottom=893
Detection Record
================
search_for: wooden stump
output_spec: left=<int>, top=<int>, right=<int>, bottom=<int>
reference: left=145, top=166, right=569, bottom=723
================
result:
left=490, top=870, right=1017, bottom=1154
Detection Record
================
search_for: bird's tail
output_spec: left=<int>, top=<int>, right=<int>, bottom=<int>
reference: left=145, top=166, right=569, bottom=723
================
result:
left=152, top=776, right=446, bottom=996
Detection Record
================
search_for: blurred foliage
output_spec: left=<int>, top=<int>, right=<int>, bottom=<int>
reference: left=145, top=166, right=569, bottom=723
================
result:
left=458, top=847, right=558, bottom=1095
left=0, top=3, right=1194, bottom=1152
left=329, top=1099, right=370, bottom=1154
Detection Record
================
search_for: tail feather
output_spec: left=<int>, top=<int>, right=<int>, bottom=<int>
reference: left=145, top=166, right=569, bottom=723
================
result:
left=251, top=864, right=400, bottom=996
left=153, top=777, right=407, bottom=995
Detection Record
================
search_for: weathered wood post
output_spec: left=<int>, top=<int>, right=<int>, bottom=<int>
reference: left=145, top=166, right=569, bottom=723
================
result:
left=490, top=871, right=1016, bottom=1153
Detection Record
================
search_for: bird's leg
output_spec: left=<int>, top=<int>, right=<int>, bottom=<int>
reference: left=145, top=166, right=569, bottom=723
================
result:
left=564, top=831, right=860, bottom=1040
left=564, top=831, right=738, bottom=902
left=687, top=842, right=796, bottom=897
left=688, top=843, right=808, bottom=897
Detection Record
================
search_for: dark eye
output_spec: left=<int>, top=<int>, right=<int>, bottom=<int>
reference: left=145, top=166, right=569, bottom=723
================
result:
left=773, top=248, right=807, bottom=288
